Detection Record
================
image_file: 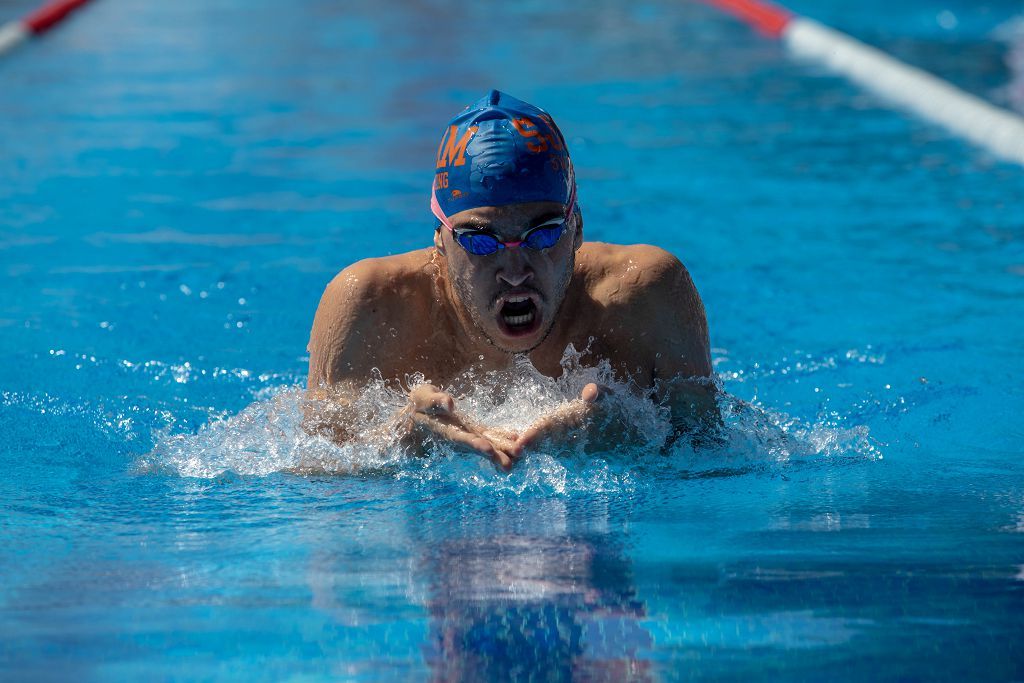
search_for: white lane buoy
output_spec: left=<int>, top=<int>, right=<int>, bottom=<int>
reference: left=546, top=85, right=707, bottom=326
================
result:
left=699, top=0, right=1024, bottom=166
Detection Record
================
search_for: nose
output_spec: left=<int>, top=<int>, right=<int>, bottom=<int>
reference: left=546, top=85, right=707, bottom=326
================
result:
left=495, top=247, right=533, bottom=287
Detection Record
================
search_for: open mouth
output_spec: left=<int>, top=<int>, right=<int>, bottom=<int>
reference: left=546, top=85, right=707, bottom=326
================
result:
left=497, top=295, right=541, bottom=338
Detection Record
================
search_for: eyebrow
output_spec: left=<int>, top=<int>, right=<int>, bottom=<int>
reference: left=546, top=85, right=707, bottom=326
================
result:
left=457, top=217, right=491, bottom=230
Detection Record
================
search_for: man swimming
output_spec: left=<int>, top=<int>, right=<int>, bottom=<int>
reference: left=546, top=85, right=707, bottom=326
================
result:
left=306, top=90, right=714, bottom=470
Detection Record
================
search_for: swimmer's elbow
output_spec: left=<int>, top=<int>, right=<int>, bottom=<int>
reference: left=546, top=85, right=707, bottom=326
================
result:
left=662, top=380, right=723, bottom=448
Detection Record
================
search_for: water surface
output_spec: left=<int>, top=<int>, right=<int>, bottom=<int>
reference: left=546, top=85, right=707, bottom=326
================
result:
left=1, top=0, right=1023, bottom=680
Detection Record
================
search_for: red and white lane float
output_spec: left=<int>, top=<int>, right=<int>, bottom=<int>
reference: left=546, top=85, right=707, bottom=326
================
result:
left=0, top=0, right=93, bottom=57
left=700, top=0, right=1024, bottom=166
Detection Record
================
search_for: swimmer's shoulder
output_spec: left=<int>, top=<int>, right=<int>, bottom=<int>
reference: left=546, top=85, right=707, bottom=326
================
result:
left=318, top=249, right=437, bottom=316
left=576, top=242, right=710, bottom=378
left=308, top=249, right=436, bottom=385
left=576, top=242, right=692, bottom=305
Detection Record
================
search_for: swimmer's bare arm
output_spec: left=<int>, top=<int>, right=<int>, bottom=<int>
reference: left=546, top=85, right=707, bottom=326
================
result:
left=305, top=260, right=520, bottom=470
left=649, top=253, right=720, bottom=438
left=305, top=261, right=389, bottom=444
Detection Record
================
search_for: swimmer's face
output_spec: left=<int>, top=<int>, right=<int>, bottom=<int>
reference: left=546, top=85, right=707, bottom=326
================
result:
left=434, top=201, right=583, bottom=354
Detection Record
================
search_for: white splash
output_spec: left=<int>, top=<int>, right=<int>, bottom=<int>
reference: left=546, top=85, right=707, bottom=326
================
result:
left=140, top=345, right=880, bottom=488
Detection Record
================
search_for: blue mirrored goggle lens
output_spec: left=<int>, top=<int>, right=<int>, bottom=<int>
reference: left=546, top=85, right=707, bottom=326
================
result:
left=524, top=223, right=564, bottom=250
left=457, top=232, right=501, bottom=255
left=454, top=219, right=566, bottom=256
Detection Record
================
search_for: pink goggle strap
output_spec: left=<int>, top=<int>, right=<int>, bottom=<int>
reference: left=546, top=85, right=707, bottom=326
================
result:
left=431, top=190, right=454, bottom=231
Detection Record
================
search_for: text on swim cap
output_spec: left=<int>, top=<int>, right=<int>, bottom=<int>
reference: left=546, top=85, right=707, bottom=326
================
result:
left=435, top=125, right=478, bottom=168
left=509, top=116, right=564, bottom=154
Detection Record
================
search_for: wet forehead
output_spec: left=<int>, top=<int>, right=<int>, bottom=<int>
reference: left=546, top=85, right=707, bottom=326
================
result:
left=448, top=201, right=564, bottom=235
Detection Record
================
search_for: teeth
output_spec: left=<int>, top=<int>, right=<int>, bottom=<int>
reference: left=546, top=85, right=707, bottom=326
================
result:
left=503, top=311, right=535, bottom=326
left=506, top=296, right=530, bottom=304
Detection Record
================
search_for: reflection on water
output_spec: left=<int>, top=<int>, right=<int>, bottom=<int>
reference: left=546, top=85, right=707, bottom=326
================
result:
left=1, top=0, right=1023, bottom=677
left=422, top=535, right=651, bottom=681
left=298, top=494, right=653, bottom=680
left=416, top=500, right=652, bottom=682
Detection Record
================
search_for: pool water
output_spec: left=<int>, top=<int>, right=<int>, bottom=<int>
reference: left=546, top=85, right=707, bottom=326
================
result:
left=2, top=0, right=1023, bottom=680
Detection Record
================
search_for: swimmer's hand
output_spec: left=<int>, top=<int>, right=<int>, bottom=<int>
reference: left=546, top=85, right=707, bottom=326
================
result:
left=398, top=384, right=520, bottom=472
left=513, top=383, right=608, bottom=456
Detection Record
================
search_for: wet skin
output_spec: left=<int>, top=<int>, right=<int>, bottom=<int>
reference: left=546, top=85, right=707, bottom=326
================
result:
left=306, top=201, right=714, bottom=470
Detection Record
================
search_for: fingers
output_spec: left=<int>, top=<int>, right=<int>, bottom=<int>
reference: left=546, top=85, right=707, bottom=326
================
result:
left=442, top=424, right=512, bottom=472
left=477, top=440, right=516, bottom=473
left=408, top=384, right=455, bottom=416
left=405, top=383, right=609, bottom=462
left=482, top=428, right=519, bottom=455
left=425, top=393, right=455, bottom=416
left=513, top=401, right=589, bottom=455
left=513, top=384, right=611, bottom=455
left=485, top=426, right=520, bottom=442
left=581, top=382, right=611, bottom=403
left=407, top=383, right=440, bottom=400
left=405, top=384, right=520, bottom=472
left=512, top=424, right=545, bottom=456
left=450, top=427, right=516, bottom=473
left=407, top=411, right=517, bottom=472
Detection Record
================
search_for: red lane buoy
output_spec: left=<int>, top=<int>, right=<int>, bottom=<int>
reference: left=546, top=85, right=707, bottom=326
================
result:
left=0, top=0, right=93, bottom=56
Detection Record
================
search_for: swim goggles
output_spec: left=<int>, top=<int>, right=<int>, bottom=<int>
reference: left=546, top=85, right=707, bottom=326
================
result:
left=431, top=185, right=576, bottom=257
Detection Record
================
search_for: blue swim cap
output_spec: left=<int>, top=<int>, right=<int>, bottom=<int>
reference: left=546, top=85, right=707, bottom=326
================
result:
left=431, top=90, right=576, bottom=224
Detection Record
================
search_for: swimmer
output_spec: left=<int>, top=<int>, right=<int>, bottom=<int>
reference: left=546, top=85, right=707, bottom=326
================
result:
left=306, top=90, right=715, bottom=470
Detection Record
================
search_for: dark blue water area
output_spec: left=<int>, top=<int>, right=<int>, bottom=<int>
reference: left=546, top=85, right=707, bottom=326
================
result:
left=2, top=0, right=1023, bottom=680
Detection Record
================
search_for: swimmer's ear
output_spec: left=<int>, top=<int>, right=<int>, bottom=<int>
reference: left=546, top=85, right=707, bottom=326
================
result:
left=572, top=207, right=584, bottom=251
left=433, top=225, right=447, bottom=255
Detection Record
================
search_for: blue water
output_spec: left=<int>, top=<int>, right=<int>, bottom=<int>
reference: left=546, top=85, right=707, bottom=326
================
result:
left=2, top=0, right=1023, bottom=680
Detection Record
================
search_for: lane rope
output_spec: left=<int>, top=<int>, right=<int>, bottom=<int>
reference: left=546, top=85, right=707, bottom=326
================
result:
left=0, top=0, right=93, bottom=57
left=698, top=0, right=1024, bottom=166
